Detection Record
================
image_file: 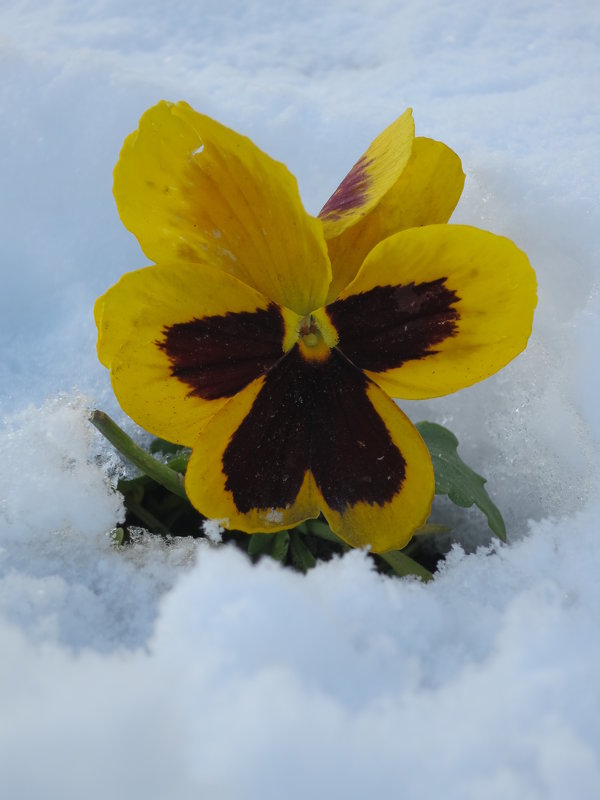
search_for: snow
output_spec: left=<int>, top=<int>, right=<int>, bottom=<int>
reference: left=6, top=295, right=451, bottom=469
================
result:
left=1, top=0, right=599, bottom=796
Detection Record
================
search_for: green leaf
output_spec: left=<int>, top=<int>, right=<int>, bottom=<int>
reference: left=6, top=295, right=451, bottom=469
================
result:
left=247, top=532, right=274, bottom=558
left=117, top=476, right=146, bottom=504
left=379, top=550, right=434, bottom=582
left=149, top=438, right=192, bottom=478
left=110, top=527, right=125, bottom=547
left=123, top=497, right=172, bottom=536
left=271, top=531, right=290, bottom=562
left=416, top=422, right=506, bottom=541
left=247, top=531, right=290, bottom=563
left=149, top=437, right=185, bottom=456
left=165, top=450, right=191, bottom=474
left=289, top=531, right=317, bottom=572
left=302, top=519, right=348, bottom=548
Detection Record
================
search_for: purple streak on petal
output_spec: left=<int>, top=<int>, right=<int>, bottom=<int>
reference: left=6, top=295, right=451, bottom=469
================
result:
left=319, top=156, right=373, bottom=221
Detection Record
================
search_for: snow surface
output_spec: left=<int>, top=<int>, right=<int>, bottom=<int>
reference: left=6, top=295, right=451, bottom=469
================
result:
left=1, top=1, right=599, bottom=797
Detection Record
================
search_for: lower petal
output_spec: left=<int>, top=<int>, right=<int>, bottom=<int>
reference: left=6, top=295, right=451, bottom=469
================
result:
left=317, top=379, right=434, bottom=552
left=185, top=345, right=434, bottom=551
left=185, top=375, right=321, bottom=532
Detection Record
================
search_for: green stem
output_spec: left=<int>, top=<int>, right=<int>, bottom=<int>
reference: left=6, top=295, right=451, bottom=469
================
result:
left=413, top=523, right=452, bottom=537
left=378, top=550, right=434, bottom=583
left=90, top=410, right=188, bottom=499
left=124, top=498, right=172, bottom=536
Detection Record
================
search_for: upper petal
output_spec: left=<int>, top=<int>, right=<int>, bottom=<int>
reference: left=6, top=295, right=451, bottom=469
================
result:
left=324, top=137, right=465, bottom=300
left=113, top=101, right=331, bottom=315
left=319, top=109, right=415, bottom=242
left=327, top=224, right=537, bottom=400
left=95, top=262, right=288, bottom=446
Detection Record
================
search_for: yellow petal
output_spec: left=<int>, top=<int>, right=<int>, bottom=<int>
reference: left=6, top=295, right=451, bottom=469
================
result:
left=185, top=343, right=433, bottom=551
left=329, top=224, right=537, bottom=400
left=325, top=137, right=465, bottom=300
left=186, top=375, right=322, bottom=532
left=317, top=380, right=434, bottom=553
left=114, top=101, right=331, bottom=315
left=95, top=263, right=286, bottom=445
left=319, top=109, right=415, bottom=243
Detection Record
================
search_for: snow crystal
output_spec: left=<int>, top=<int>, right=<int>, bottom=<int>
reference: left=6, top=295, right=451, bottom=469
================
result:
left=202, top=518, right=225, bottom=544
left=0, top=397, right=200, bottom=651
left=264, top=508, right=284, bottom=524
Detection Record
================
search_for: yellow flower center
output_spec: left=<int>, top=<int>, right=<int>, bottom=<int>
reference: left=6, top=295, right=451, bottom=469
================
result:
left=297, top=310, right=339, bottom=361
left=299, top=315, right=322, bottom=347
left=281, top=307, right=339, bottom=360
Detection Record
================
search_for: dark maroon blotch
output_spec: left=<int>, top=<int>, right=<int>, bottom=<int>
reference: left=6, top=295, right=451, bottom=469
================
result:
left=159, top=303, right=285, bottom=400
left=222, top=346, right=406, bottom=514
left=326, top=279, right=459, bottom=373
left=319, top=156, right=373, bottom=221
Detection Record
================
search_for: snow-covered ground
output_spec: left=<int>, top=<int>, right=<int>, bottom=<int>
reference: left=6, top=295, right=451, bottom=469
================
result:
left=1, top=1, right=599, bottom=796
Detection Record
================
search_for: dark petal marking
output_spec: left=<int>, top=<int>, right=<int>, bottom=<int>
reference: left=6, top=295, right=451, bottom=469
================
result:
left=326, top=280, right=459, bottom=373
left=159, top=303, right=285, bottom=400
left=319, top=156, right=373, bottom=220
left=223, top=345, right=406, bottom=514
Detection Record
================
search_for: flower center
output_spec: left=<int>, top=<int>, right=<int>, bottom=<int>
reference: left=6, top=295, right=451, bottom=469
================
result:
left=299, top=314, right=323, bottom=348
left=282, top=307, right=339, bottom=361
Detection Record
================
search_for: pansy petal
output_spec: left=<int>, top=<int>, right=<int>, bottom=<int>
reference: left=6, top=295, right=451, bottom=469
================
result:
left=327, top=224, right=537, bottom=400
left=186, top=374, right=322, bottom=533
left=114, top=100, right=331, bottom=315
left=325, top=138, right=465, bottom=300
left=319, top=109, right=415, bottom=241
left=95, top=263, right=287, bottom=445
left=186, top=344, right=433, bottom=551
left=316, top=377, right=434, bottom=552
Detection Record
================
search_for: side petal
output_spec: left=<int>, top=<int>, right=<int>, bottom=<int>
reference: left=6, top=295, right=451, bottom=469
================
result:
left=325, top=137, right=465, bottom=300
left=186, top=344, right=433, bottom=551
left=114, top=101, right=331, bottom=315
left=327, top=224, right=537, bottom=400
left=95, top=263, right=288, bottom=446
left=319, top=109, right=415, bottom=241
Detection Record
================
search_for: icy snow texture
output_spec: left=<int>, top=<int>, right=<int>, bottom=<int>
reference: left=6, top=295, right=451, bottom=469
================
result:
left=1, top=0, right=599, bottom=797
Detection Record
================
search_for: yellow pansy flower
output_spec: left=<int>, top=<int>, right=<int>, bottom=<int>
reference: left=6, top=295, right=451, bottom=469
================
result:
left=95, top=101, right=536, bottom=553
